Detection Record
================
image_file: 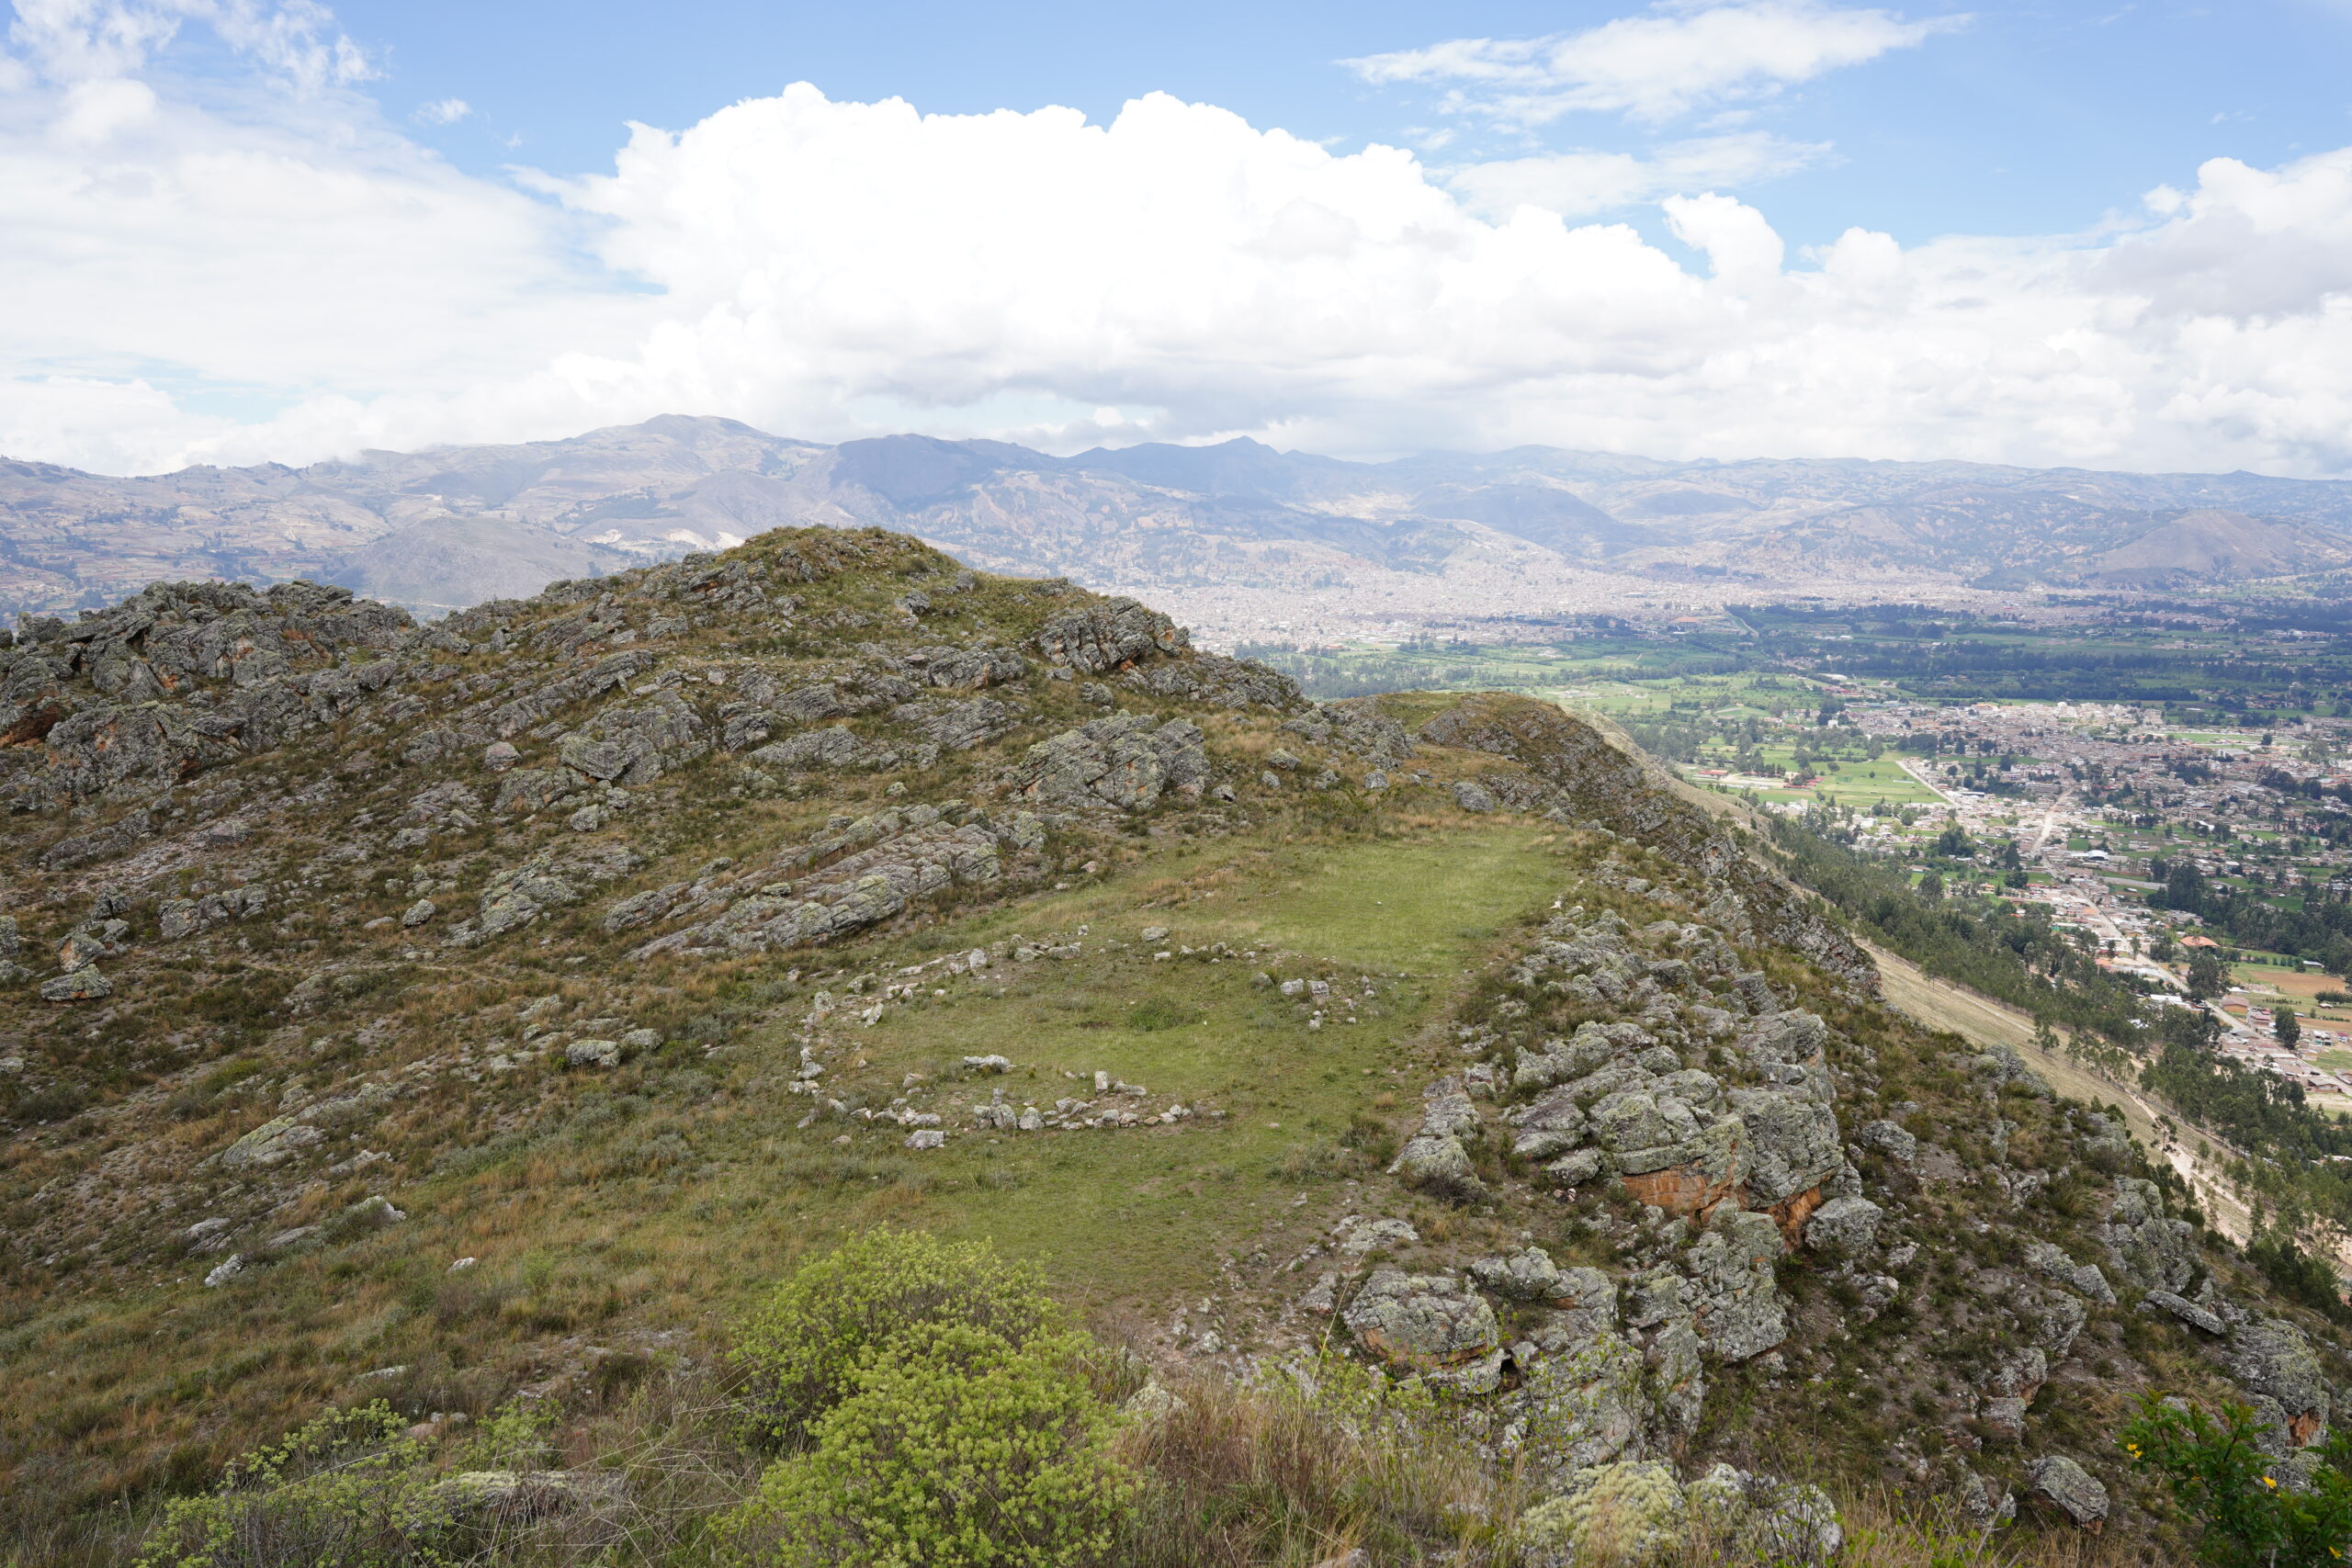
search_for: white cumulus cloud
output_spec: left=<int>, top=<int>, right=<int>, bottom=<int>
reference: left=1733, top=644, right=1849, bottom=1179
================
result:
left=1344, top=2, right=1968, bottom=126
left=413, top=96, right=469, bottom=125
left=1444, top=131, right=1828, bottom=220
left=9, top=7, right=2352, bottom=483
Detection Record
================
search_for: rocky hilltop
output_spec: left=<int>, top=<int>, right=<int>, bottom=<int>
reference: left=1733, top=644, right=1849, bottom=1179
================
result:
left=1, top=527, right=2345, bottom=1562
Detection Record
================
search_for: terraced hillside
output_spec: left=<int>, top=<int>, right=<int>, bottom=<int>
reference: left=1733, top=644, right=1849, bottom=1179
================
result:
left=2, top=530, right=2347, bottom=1563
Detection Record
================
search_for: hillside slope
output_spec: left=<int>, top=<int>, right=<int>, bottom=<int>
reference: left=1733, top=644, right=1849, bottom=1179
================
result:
left=1, top=531, right=2345, bottom=1562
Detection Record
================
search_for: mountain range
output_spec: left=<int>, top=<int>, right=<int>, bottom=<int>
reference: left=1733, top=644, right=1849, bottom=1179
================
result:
left=10, top=415, right=2352, bottom=638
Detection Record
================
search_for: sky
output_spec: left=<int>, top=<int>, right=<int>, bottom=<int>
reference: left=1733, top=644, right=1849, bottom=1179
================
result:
left=6, top=0, right=2352, bottom=477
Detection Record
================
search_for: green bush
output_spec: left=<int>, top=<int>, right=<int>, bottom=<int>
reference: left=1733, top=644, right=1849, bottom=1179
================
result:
left=132, top=1399, right=553, bottom=1568
left=2120, top=1395, right=2352, bottom=1565
left=731, top=1230, right=1062, bottom=1446
left=726, top=1321, right=1134, bottom=1568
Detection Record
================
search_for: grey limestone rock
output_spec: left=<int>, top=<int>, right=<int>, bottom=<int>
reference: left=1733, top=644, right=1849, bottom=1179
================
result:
left=2141, top=1289, right=2225, bottom=1336
left=1033, top=597, right=1188, bottom=674
left=1452, top=780, right=1497, bottom=814
left=1729, top=1087, right=1842, bottom=1207
left=2023, top=1240, right=2117, bottom=1303
left=1855, top=1118, right=1918, bottom=1166
left=1006, top=714, right=1207, bottom=813
left=2101, top=1177, right=2200, bottom=1293
left=1510, top=1334, right=1648, bottom=1475
left=40, top=967, right=113, bottom=1001
left=1340, top=1269, right=1500, bottom=1370
left=2027, top=1455, right=2109, bottom=1529
left=217, top=1114, right=327, bottom=1169
left=2226, top=1317, right=2332, bottom=1447
left=1682, top=1206, right=1788, bottom=1362
left=752, top=725, right=884, bottom=772
left=1804, top=1196, right=1883, bottom=1257
left=1391, top=1132, right=1486, bottom=1201
left=1471, top=1247, right=1566, bottom=1302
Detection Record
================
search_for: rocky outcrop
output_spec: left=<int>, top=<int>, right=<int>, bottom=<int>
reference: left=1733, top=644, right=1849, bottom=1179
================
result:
left=2101, top=1177, right=2200, bottom=1293
left=1004, top=715, right=1207, bottom=813
left=628, top=820, right=1005, bottom=958
left=1032, top=598, right=1188, bottom=674
left=1340, top=1269, right=1500, bottom=1373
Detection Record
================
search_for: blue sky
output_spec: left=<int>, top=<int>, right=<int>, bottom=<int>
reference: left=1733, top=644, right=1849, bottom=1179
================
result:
left=8, top=0, right=2352, bottom=478
left=352, top=1, right=2352, bottom=250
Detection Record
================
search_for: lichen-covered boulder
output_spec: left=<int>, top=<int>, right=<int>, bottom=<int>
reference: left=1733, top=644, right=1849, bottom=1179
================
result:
left=1514, top=1461, right=1685, bottom=1567
left=1730, top=1088, right=1842, bottom=1212
left=1391, top=1132, right=1486, bottom=1201
left=1804, top=1196, right=1883, bottom=1257
left=1471, top=1247, right=1566, bottom=1302
left=2101, top=1178, right=2200, bottom=1293
left=2226, top=1317, right=2332, bottom=1448
left=1682, top=1206, right=1789, bottom=1362
left=1340, top=1270, right=1499, bottom=1371
left=2027, top=1455, right=2109, bottom=1530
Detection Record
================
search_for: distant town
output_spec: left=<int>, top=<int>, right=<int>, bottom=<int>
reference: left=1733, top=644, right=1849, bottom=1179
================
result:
left=1685, top=694, right=2352, bottom=1105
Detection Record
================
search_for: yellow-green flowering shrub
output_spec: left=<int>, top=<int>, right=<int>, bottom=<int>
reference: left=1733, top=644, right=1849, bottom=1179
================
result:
left=731, top=1228, right=1064, bottom=1446
left=725, top=1320, right=1135, bottom=1568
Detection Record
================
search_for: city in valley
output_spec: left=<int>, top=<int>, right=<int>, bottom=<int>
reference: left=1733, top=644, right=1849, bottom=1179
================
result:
left=1691, top=693, right=2352, bottom=1106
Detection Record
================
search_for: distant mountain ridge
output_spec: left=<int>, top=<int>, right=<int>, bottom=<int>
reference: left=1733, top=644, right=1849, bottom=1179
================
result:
left=9, top=415, right=2352, bottom=631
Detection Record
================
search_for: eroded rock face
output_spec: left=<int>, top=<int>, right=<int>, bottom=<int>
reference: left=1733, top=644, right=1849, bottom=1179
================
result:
left=1006, top=715, right=1207, bottom=812
left=1032, top=598, right=1188, bottom=674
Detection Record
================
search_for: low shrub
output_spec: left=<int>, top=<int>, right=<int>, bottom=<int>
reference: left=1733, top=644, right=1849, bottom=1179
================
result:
left=731, top=1229, right=1062, bottom=1447
left=725, top=1322, right=1132, bottom=1568
left=2120, top=1394, right=2352, bottom=1565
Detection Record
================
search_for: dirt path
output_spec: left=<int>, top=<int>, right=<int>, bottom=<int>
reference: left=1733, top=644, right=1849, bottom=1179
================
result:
left=1865, top=941, right=2255, bottom=1245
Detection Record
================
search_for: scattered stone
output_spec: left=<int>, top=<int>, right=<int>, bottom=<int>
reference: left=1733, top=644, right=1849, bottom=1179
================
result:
left=1332, top=1215, right=1419, bottom=1255
left=566, top=1039, right=623, bottom=1068
left=2141, top=1289, right=2225, bottom=1336
left=905, top=1129, right=946, bottom=1150
left=203, top=1254, right=245, bottom=1288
